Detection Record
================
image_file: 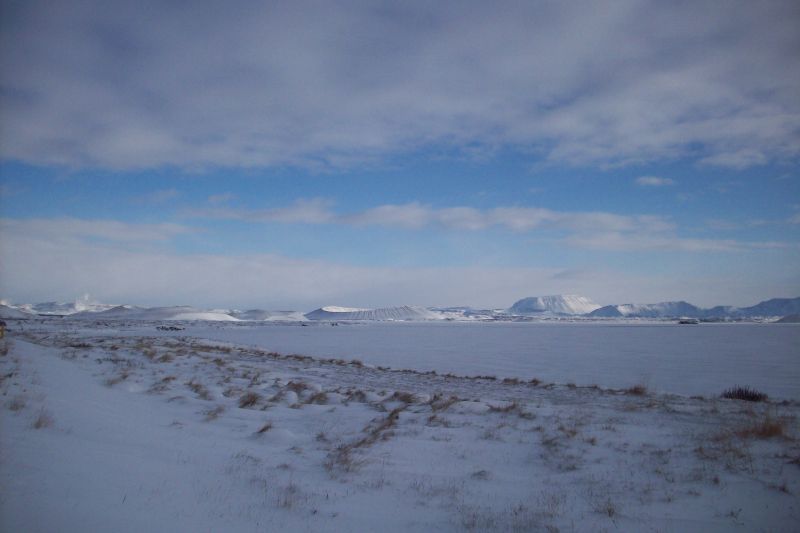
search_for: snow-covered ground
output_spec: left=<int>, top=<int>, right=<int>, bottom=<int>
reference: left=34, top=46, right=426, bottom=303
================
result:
left=65, top=320, right=800, bottom=400
left=2, top=321, right=798, bottom=532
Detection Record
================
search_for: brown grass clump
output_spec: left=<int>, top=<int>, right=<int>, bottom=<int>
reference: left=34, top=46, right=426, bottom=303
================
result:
left=286, top=381, right=309, bottom=394
left=187, top=379, right=213, bottom=400
left=307, top=391, right=329, bottom=405
left=389, top=391, right=416, bottom=404
left=238, top=391, right=261, bottom=408
left=624, top=384, right=647, bottom=396
left=736, top=415, right=785, bottom=439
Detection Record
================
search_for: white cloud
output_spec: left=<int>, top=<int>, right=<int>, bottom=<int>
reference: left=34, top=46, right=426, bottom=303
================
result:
left=635, top=176, right=675, bottom=187
left=1, top=1, right=798, bottom=170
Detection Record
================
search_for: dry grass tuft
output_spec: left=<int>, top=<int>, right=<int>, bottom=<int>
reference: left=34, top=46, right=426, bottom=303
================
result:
left=186, top=379, right=213, bottom=400
left=286, top=381, right=309, bottom=395
left=488, top=401, right=518, bottom=414
left=624, top=384, right=647, bottom=396
left=255, top=421, right=273, bottom=434
left=204, top=405, right=226, bottom=421
left=736, top=415, right=785, bottom=439
left=429, top=393, right=460, bottom=412
left=238, top=391, right=262, bottom=408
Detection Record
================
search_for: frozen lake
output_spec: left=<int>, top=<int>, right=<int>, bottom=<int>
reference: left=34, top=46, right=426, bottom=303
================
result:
left=178, top=321, right=800, bottom=400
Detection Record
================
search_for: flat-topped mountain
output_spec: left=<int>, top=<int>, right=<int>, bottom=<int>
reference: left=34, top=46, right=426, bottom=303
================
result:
left=507, top=295, right=601, bottom=316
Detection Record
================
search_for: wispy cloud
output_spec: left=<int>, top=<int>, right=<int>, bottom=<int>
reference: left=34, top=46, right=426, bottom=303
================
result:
left=189, top=201, right=671, bottom=233
left=134, top=188, right=180, bottom=205
left=0, top=217, right=192, bottom=244
left=635, top=176, right=675, bottom=187
left=188, top=200, right=792, bottom=253
left=1, top=1, right=797, bottom=170
left=208, top=192, right=236, bottom=204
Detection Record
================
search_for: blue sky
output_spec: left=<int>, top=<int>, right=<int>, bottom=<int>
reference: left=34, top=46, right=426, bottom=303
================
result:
left=1, top=1, right=799, bottom=309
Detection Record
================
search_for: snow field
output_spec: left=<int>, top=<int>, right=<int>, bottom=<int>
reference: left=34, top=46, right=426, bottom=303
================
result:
left=1, top=325, right=799, bottom=532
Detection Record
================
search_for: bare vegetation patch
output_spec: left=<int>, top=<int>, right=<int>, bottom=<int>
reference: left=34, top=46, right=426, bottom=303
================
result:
left=255, top=421, right=273, bottom=434
left=736, top=414, right=786, bottom=439
left=33, top=408, right=54, bottom=429
left=204, top=405, right=226, bottom=421
left=105, top=370, right=130, bottom=387
left=7, top=395, right=26, bottom=411
left=429, top=393, right=460, bottom=413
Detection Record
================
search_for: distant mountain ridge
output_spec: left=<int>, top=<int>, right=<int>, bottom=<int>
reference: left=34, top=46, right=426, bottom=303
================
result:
left=2, top=295, right=799, bottom=322
left=587, top=297, right=800, bottom=319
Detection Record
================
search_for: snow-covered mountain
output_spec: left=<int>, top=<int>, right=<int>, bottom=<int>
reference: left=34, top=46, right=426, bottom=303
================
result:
left=588, top=297, right=800, bottom=319
left=305, top=305, right=442, bottom=321
left=735, top=297, right=800, bottom=317
left=71, top=305, right=240, bottom=321
left=8, top=298, right=119, bottom=316
left=589, top=301, right=701, bottom=318
left=228, top=309, right=308, bottom=322
left=0, top=304, right=32, bottom=319
left=507, top=295, right=601, bottom=316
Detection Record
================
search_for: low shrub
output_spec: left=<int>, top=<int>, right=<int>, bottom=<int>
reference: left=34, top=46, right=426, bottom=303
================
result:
left=721, top=386, right=768, bottom=402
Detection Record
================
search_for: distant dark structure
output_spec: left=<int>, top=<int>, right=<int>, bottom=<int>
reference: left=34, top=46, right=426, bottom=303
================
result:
left=0, top=320, right=6, bottom=338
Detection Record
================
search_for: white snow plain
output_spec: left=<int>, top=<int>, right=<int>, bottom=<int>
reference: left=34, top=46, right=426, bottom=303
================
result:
left=1, top=320, right=798, bottom=532
left=144, top=321, right=800, bottom=400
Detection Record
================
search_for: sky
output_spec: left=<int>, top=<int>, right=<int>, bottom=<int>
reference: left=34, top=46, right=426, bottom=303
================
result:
left=1, top=0, right=799, bottom=310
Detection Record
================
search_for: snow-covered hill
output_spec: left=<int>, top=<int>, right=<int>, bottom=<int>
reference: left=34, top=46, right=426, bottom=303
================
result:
left=507, top=295, right=601, bottom=316
left=305, top=305, right=442, bottom=321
